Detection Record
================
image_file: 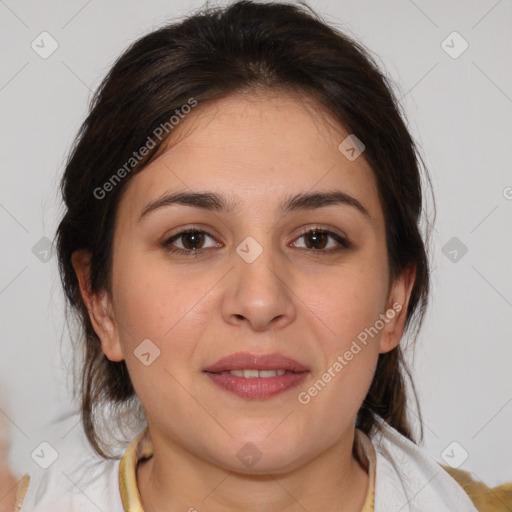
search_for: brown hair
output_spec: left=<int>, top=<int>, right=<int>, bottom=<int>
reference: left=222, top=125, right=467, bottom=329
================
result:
left=56, top=0, right=434, bottom=458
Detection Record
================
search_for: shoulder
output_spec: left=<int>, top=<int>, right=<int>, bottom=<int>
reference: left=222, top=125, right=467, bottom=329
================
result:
left=16, top=456, right=122, bottom=511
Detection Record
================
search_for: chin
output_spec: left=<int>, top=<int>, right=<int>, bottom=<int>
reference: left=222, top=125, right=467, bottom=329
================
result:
left=214, top=434, right=310, bottom=475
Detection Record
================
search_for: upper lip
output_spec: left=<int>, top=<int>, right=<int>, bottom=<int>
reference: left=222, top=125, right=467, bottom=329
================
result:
left=203, top=352, right=310, bottom=373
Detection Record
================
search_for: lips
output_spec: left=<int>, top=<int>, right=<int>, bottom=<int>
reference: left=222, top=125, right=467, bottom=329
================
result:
left=202, top=351, right=310, bottom=373
left=203, top=352, right=310, bottom=399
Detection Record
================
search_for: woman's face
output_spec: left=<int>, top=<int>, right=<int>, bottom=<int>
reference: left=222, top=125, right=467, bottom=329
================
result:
left=80, top=91, right=413, bottom=473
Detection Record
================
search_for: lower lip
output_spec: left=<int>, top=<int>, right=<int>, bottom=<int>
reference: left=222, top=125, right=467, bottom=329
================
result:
left=204, top=371, right=309, bottom=399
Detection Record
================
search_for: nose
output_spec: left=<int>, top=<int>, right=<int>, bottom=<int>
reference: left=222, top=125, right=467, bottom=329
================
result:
left=221, top=240, right=296, bottom=332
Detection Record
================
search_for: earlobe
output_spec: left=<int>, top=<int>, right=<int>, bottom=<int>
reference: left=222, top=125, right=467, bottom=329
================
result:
left=71, top=250, right=124, bottom=362
left=379, top=265, right=416, bottom=354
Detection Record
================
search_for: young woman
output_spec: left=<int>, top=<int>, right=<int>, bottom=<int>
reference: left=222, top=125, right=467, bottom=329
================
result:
left=14, top=1, right=508, bottom=511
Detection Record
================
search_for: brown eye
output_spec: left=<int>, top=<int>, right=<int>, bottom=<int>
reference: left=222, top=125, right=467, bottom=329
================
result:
left=303, top=230, right=329, bottom=249
left=180, top=231, right=206, bottom=250
left=162, top=229, right=220, bottom=256
left=292, top=228, right=350, bottom=253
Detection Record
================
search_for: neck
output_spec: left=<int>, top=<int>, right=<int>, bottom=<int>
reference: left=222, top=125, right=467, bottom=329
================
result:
left=137, top=427, right=370, bottom=512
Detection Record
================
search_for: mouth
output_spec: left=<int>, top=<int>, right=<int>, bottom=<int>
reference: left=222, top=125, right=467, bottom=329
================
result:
left=203, top=352, right=310, bottom=399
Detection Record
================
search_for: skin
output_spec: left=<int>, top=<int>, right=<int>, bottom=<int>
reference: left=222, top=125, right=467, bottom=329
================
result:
left=73, top=90, right=415, bottom=512
left=0, top=412, right=18, bottom=512
left=0, top=467, right=17, bottom=512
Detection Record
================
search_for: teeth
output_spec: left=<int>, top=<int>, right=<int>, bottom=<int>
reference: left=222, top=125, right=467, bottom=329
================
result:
left=242, top=369, right=259, bottom=378
left=259, top=370, right=280, bottom=378
left=220, top=369, right=287, bottom=378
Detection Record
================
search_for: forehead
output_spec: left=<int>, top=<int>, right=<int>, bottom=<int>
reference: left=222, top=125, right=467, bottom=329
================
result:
left=118, top=91, right=383, bottom=226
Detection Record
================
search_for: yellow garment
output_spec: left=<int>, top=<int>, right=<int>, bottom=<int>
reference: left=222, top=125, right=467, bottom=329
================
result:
left=441, top=465, right=512, bottom=512
left=13, top=474, right=29, bottom=512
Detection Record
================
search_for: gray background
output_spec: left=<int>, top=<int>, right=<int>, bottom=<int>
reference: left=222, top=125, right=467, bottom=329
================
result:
left=1, top=0, right=511, bottom=487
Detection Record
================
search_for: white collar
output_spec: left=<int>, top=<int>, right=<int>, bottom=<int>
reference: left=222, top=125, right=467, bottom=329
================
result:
left=368, top=415, right=478, bottom=511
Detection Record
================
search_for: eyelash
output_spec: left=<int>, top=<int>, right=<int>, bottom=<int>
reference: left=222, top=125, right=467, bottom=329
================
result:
left=162, top=226, right=350, bottom=258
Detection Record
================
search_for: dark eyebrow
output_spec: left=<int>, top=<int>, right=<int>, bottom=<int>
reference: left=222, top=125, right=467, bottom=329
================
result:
left=280, top=190, right=371, bottom=220
left=138, top=191, right=240, bottom=222
left=137, top=190, right=371, bottom=222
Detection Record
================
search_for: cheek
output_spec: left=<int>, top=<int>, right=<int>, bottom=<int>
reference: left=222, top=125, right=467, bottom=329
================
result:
left=110, top=252, right=215, bottom=407
left=295, top=255, right=387, bottom=415
left=111, top=248, right=209, bottom=339
left=303, top=256, right=389, bottom=345
left=306, top=351, right=378, bottom=439
left=297, top=323, right=379, bottom=436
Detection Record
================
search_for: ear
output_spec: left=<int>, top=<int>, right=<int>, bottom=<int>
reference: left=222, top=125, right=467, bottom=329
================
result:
left=379, top=264, right=416, bottom=354
left=71, top=250, right=124, bottom=362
